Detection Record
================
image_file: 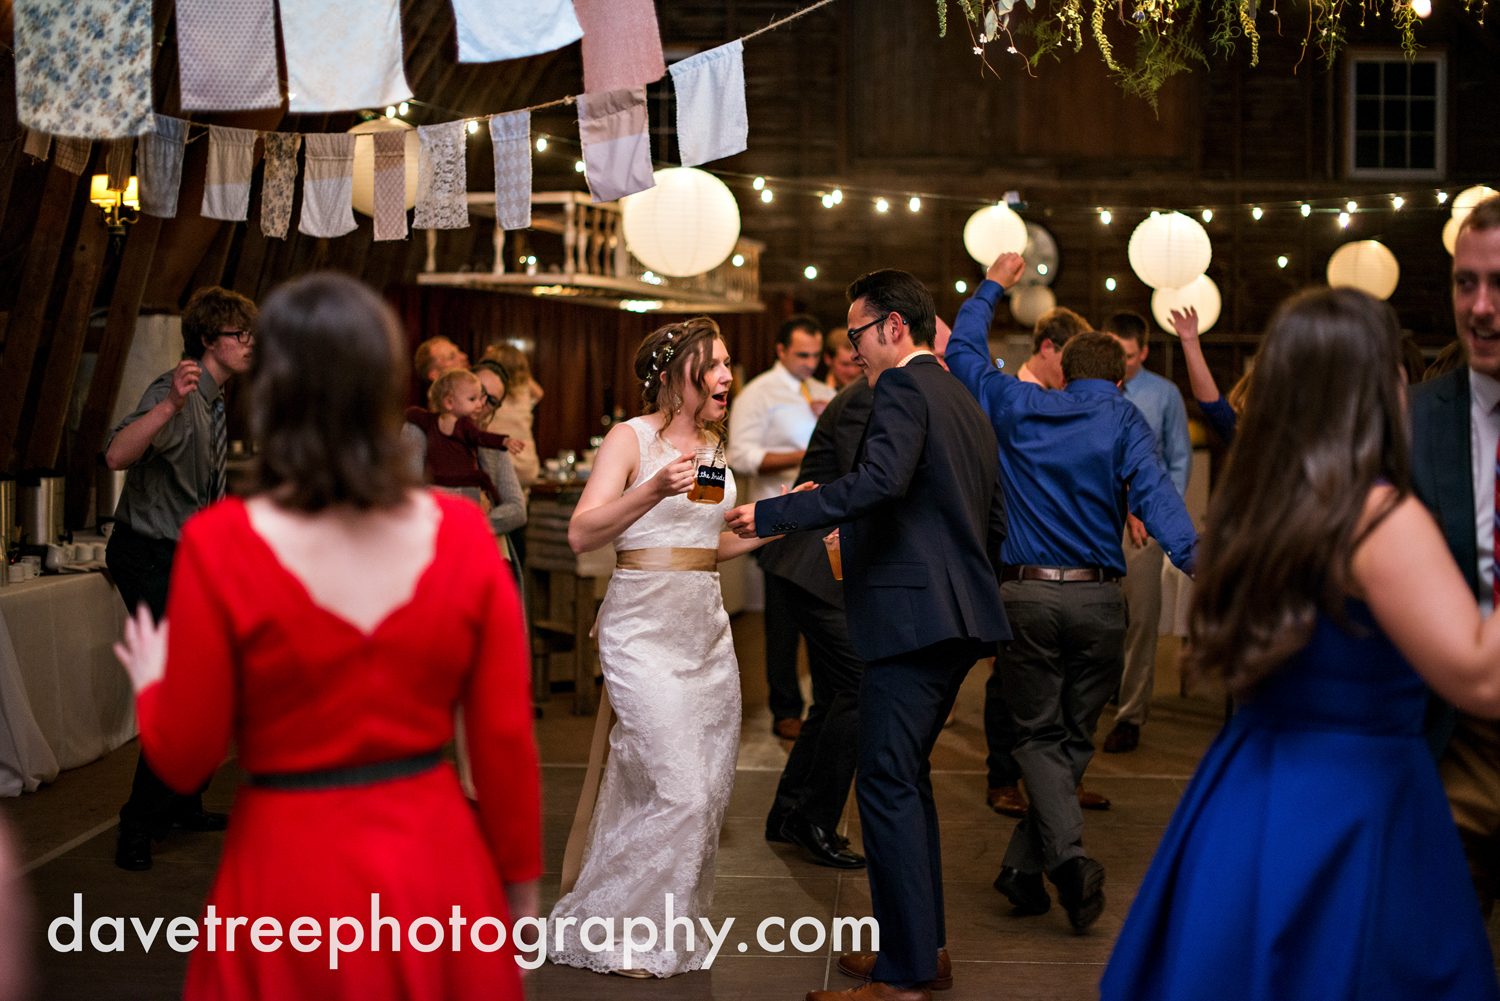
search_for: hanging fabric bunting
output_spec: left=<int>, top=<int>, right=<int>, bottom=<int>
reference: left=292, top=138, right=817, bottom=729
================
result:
left=298, top=133, right=358, bottom=239
left=259, top=133, right=303, bottom=240
left=201, top=126, right=258, bottom=221
left=372, top=130, right=409, bottom=242
left=578, top=87, right=655, bottom=205
left=105, top=139, right=134, bottom=191
left=453, top=0, right=582, bottom=63
left=669, top=40, right=748, bottom=168
left=52, top=138, right=92, bottom=176
left=413, top=121, right=469, bottom=231
left=22, top=130, right=51, bottom=162
left=14, top=0, right=154, bottom=139
left=574, top=0, right=666, bottom=93
left=490, top=111, right=531, bottom=231
left=176, top=0, right=281, bottom=111
left=281, top=0, right=411, bottom=113
left=139, top=116, right=190, bottom=218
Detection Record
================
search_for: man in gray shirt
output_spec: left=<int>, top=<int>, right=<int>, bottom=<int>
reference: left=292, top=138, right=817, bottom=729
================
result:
left=105, top=285, right=257, bottom=871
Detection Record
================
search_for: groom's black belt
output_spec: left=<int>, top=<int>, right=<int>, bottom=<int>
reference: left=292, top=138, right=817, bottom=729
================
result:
left=1001, top=565, right=1120, bottom=583
left=246, top=750, right=444, bottom=791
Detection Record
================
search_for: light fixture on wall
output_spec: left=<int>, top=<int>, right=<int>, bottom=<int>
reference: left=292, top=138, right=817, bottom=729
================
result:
left=90, top=175, right=139, bottom=234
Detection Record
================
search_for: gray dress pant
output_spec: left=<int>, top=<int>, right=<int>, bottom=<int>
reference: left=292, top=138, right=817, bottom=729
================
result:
left=1116, top=535, right=1165, bottom=727
left=999, top=579, right=1127, bottom=873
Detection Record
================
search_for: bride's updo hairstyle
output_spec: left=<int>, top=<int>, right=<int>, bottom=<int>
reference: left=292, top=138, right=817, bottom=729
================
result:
left=1185, top=287, right=1409, bottom=700
left=251, top=272, right=419, bottom=511
left=635, top=317, right=726, bottom=437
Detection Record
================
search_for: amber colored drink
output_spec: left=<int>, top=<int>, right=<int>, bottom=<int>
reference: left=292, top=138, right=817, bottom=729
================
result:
left=824, top=530, right=842, bottom=581
left=689, top=446, right=727, bottom=504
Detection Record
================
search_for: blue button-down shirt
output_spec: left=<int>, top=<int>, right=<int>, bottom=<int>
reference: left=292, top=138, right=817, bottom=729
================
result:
left=1122, top=367, right=1192, bottom=498
left=946, top=280, right=1198, bottom=576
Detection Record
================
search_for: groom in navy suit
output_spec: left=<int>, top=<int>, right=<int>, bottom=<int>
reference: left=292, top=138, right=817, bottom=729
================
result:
left=727, top=269, right=1009, bottom=1001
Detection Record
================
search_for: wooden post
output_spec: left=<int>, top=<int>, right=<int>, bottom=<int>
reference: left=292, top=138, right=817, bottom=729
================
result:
left=0, top=161, right=86, bottom=473
left=25, top=201, right=111, bottom=469
left=65, top=214, right=163, bottom=528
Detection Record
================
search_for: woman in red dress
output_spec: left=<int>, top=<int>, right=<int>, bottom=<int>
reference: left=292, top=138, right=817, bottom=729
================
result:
left=114, top=273, right=540, bottom=1000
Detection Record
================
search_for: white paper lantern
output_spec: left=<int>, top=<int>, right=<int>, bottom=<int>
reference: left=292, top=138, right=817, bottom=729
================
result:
left=1009, top=284, right=1056, bottom=328
left=963, top=204, right=1029, bottom=266
left=349, top=118, right=418, bottom=218
left=1454, top=185, right=1498, bottom=215
left=1326, top=240, right=1400, bottom=300
left=1444, top=215, right=1463, bottom=255
left=1128, top=212, right=1213, bottom=290
left=621, top=167, right=741, bottom=277
left=1020, top=223, right=1059, bottom=287
left=1151, top=275, right=1221, bottom=335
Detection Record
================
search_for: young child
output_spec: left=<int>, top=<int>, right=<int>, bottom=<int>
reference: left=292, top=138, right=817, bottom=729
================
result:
left=405, top=369, right=525, bottom=504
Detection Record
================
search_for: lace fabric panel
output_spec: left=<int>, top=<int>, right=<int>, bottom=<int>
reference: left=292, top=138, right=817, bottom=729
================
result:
left=413, top=121, right=469, bottom=231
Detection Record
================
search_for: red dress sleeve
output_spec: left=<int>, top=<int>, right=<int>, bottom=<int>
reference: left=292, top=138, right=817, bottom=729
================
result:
left=134, top=511, right=237, bottom=795
left=457, top=508, right=542, bottom=883
left=454, top=416, right=509, bottom=452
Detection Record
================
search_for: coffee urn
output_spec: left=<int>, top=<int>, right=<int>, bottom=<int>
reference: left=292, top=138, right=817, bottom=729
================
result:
left=20, top=473, right=66, bottom=546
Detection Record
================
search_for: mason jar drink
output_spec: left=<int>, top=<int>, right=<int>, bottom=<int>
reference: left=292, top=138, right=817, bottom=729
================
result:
left=687, top=445, right=726, bottom=504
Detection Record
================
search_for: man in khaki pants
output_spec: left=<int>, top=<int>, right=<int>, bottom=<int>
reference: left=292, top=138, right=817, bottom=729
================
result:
left=1412, top=195, right=1500, bottom=915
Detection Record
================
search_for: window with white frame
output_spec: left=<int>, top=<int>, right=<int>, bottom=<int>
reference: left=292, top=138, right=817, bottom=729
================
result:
left=1347, top=51, right=1445, bottom=179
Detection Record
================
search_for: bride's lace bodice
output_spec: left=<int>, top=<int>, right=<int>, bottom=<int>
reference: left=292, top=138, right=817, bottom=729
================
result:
left=613, top=418, right=737, bottom=552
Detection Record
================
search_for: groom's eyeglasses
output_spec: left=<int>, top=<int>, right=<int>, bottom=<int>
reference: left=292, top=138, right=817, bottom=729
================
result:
left=847, top=313, right=891, bottom=357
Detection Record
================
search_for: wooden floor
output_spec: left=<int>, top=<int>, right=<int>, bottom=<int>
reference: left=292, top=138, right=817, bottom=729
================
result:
left=9, top=614, right=1498, bottom=999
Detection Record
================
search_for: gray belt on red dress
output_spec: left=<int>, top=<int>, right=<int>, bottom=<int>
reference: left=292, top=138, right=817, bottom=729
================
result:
left=246, top=750, right=443, bottom=791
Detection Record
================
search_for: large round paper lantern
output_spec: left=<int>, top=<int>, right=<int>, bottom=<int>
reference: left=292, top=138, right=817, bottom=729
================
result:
left=963, top=204, right=1029, bottom=266
left=1151, top=275, right=1221, bottom=334
left=1128, top=212, right=1213, bottom=290
left=1326, top=240, right=1400, bottom=300
left=349, top=118, right=418, bottom=217
left=1020, top=223, right=1059, bottom=287
left=1454, top=185, right=1498, bottom=214
left=621, top=167, right=741, bottom=277
left=1009, top=284, right=1056, bottom=328
left=1444, top=215, right=1463, bottom=255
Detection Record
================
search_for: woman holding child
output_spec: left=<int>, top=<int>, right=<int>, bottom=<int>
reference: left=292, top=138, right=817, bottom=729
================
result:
left=547, top=318, right=794, bottom=979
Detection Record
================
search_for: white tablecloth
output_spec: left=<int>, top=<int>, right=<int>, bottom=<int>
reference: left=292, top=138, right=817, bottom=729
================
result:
left=0, top=573, right=136, bottom=796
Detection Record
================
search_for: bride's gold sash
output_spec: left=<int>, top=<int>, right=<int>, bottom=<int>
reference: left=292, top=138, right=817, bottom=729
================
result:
left=615, top=547, right=717, bottom=571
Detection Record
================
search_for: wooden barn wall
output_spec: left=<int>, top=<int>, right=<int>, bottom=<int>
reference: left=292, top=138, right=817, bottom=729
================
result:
left=0, top=0, right=1494, bottom=519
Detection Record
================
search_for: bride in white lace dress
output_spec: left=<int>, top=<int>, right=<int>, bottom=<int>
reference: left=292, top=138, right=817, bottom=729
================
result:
left=551, top=319, right=793, bottom=979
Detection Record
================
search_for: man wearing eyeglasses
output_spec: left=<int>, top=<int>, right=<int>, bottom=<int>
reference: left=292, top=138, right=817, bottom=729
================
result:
left=104, top=285, right=257, bottom=872
left=727, top=270, right=1009, bottom=1001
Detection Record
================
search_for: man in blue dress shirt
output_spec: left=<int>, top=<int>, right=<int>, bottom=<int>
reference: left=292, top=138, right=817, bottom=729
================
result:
left=947, top=252, right=1197, bottom=931
left=1100, top=312, right=1193, bottom=755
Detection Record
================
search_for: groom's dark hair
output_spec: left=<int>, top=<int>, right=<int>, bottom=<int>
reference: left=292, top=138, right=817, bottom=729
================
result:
left=846, top=269, right=935, bottom=347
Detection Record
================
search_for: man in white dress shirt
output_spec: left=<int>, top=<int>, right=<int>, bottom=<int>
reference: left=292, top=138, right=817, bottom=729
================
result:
left=729, top=315, right=837, bottom=739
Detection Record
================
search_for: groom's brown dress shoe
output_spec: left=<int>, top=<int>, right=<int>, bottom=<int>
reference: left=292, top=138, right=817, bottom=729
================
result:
left=837, top=950, right=951, bottom=990
left=986, top=785, right=1028, bottom=818
left=807, top=982, right=932, bottom=1001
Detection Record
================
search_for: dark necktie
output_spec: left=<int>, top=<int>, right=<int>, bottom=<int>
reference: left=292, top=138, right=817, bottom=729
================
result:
left=211, top=395, right=227, bottom=502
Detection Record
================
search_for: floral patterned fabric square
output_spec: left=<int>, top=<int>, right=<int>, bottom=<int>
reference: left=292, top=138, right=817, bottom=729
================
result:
left=15, top=0, right=155, bottom=139
left=413, top=121, right=468, bottom=231
left=259, top=133, right=302, bottom=239
left=177, top=0, right=281, bottom=111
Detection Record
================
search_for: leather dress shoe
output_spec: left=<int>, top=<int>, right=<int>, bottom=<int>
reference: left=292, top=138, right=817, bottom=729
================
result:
left=781, top=813, right=865, bottom=869
left=986, top=785, right=1028, bottom=818
left=993, top=867, right=1051, bottom=915
left=1077, top=784, right=1110, bottom=810
left=766, top=808, right=793, bottom=843
left=1102, top=721, right=1139, bottom=753
left=1049, top=856, right=1106, bottom=930
left=115, top=829, right=154, bottom=871
left=838, top=949, right=951, bottom=990
left=774, top=717, right=804, bottom=740
left=173, top=809, right=229, bottom=832
left=807, top=982, right=932, bottom=1001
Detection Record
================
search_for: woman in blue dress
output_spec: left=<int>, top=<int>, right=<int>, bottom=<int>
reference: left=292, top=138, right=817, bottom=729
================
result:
left=1102, top=287, right=1500, bottom=1001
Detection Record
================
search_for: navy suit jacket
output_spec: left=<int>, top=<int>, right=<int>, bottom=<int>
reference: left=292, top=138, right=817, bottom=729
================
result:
left=754, top=355, right=1010, bottom=664
left=1410, top=366, right=1479, bottom=755
left=756, top=378, right=875, bottom=609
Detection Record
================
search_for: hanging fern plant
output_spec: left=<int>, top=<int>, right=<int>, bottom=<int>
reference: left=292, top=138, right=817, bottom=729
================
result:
left=936, top=0, right=1486, bottom=105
